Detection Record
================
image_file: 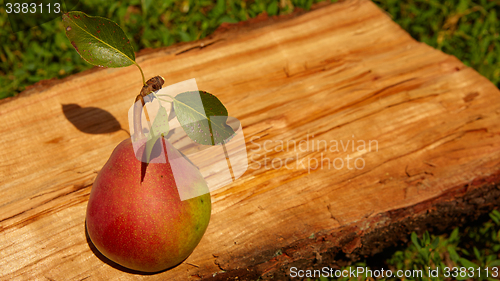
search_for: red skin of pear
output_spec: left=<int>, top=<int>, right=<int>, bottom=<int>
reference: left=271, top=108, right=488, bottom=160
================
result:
left=86, top=137, right=211, bottom=272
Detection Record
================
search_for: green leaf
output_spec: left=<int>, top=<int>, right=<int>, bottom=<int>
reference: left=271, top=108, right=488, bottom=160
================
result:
left=145, top=106, right=170, bottom=163
left=457, top=0, right=469, bottom=13
left=473, top=246, right=482, bottom=262
left=448, top=246, right=460, bottom=263
left=459, top=257, right=478, bottom=268
left=150, top=106, right=170, bottom=137
left=411, top=232, right=421, bottom=250
left=423, top=231, right=430, bottom=245
left=145, top=134, right=162, bottom=163
left=62, top=11, right=136, bottom=68
left=267, top=1, right=278, bottom=16
left=173, top=91, right=235, bottom=146
left=431, top=237, right=440, bottom=249
left=493, top=244, right=500, bottom=252
left=490, top=210, right=500, bottom=225
left=449, top=227, right=460, bottom=242
left=141, top=0, right=154, bottom=16
left=218, top=15, right=239, bottom=24
left=418, top=248, right=430, bottom=263
left=487, top=259, right=500, bottom=267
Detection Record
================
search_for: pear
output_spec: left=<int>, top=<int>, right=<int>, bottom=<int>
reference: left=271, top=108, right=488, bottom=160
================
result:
left=86, top=137, right=211, bottom=272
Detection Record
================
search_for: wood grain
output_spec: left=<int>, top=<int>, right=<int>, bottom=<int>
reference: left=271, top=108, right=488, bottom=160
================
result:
left=1, top=0, right=500, bottom=280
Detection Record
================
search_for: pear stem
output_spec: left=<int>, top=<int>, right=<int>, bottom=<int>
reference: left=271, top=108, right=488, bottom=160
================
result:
left=132, top=76, right=166, bottom=141
left=156, top=93, right=175, bottom=100
left=133, top=95, right=145, bottom=141
left=135, top=63, right=146, bottom=86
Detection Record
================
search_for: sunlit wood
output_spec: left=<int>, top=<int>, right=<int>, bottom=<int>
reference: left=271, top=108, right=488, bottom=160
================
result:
left=1, top=0, right=500, bottom=279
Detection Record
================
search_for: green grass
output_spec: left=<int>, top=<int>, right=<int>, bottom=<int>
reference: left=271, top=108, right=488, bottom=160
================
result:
left=0, top=0, right=325, bottom=99
left=374, top=0, right=500, bottom=91
left=310, top=210, right=500, bottom=281
left=0, top=0, right=498, bottom=99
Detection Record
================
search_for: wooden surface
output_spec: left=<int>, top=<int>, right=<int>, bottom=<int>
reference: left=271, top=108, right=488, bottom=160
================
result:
left=2, top=0, right=500, bottom=280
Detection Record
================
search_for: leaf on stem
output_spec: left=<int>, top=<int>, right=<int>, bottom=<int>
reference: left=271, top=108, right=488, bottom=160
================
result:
left=62, top=11, right=136, bottom=68
left=145, top=106, right=170, bottom=163
left=150, top=106, right=170, bottom=137
left=173, top=91, right=235, bottom=146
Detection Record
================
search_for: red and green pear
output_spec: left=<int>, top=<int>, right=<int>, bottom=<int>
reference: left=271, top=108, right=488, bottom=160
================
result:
left=86, top=137, right=211, bottom=272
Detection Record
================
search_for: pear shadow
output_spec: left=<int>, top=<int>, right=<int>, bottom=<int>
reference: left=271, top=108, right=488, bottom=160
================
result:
left=84, top=221, right=178, bottom=275
left=62, top=104, right=130, bottom=136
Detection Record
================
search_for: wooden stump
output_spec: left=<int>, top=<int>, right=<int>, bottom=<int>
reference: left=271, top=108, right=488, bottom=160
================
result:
left=1, top=0, right=500, bottom=280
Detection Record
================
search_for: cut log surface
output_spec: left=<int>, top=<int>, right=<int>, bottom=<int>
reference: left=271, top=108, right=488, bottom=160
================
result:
left=1, top=0, right=500, bottom=280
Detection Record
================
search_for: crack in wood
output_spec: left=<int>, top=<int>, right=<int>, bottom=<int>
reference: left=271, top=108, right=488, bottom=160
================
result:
left=364, top=210, right=374, bottom=218
left=334, top=70, right=374, bottom=91
left=327, top=204, right=341, bottom=226
left=175, top=39, right=226, bottom=55
left=184, top=262, right=200, bottom=268
left=310, top=87, right=449, bottom=141
left=214, top=258, right=227, bottom=272
left=0, top=183, right=92, bottom=232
